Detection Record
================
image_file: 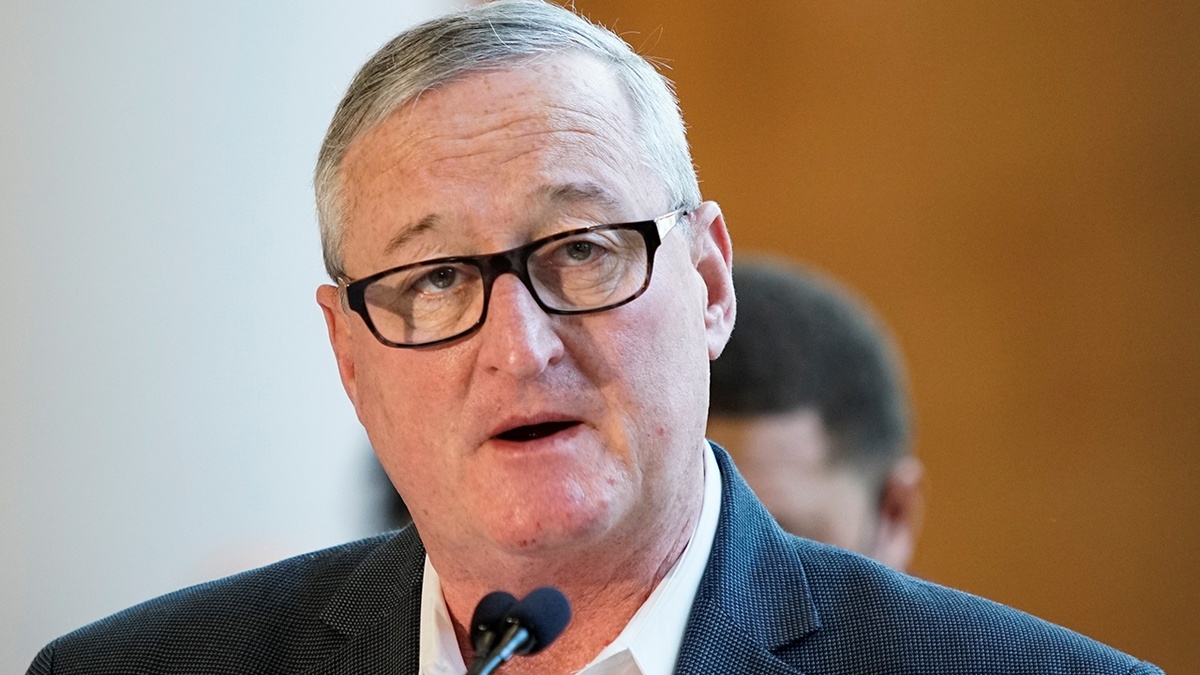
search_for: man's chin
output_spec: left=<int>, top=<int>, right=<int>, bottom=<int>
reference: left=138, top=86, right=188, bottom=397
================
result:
left=456, top=434, right=639, bottom=555
left=471, top=488, right=628, bottom=558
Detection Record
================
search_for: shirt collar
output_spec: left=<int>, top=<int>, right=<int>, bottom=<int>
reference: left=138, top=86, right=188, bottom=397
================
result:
left=419, top=557, right=466, bottom=675
left=418, top=442, right=723, bottom=675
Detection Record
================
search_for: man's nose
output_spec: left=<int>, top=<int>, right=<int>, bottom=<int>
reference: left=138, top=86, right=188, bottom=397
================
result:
left=475, top=273, right=565, bottom=379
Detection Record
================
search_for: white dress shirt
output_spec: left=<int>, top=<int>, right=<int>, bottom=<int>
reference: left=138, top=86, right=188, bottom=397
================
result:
left=418, top=442, right=723, bottom=675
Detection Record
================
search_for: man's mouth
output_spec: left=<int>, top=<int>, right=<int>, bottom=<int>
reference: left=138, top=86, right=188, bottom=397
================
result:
left=494, top=421, right=581, bottom=442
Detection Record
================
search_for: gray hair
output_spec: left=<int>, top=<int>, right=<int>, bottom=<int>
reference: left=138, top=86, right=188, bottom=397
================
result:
left=314, top=0, right=702, bottom=280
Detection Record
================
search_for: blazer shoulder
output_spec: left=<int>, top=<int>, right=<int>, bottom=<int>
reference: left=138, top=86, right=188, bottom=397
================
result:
left=31, top=529, right=420, bottom=675
left=783, top=537, right=1161, bottom=674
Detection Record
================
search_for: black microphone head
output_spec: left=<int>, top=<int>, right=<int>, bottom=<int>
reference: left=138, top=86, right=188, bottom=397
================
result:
left=507, top=587, right=571, bottom=655
left=471, top=591, right=518, bottom=647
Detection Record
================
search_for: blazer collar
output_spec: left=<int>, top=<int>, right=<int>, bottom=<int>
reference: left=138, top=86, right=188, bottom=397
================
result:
left=301, top=525, right=426, bottom=675
left=674, top=443, right=820, bottom=674
left=301, top=444, right=820, bottom=675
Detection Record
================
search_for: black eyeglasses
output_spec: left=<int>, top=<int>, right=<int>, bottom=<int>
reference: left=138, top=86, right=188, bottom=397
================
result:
left=340, top=210, right=687, bottom=348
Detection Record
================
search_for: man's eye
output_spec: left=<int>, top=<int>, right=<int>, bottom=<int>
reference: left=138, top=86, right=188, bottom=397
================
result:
left=414, top=266, right=462, bottom=292
left=565, top=241, right=595, bottom=261
left=554, top=238, right=609, bottom=265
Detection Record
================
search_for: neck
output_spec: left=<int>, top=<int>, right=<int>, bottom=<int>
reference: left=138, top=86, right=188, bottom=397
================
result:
left=431, top=478, right=703, bottom=673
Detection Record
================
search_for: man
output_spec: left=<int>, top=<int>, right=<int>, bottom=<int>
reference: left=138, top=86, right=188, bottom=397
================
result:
left=706, top=259, right=923, bottom=571
left=29, top=2, right=1161, bottom=673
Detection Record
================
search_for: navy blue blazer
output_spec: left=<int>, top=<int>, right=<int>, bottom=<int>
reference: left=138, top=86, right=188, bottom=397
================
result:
left=29, top=445, right=1162, bottom=674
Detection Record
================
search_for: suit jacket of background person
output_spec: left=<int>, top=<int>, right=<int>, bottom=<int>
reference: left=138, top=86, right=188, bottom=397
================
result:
left=28, top=445, right=1163, bottom=675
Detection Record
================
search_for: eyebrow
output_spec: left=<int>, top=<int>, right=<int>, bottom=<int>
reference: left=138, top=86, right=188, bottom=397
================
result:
left=383, top=213, right=440, bottom=257
left=381, top=182, right=622, bottom=257
left=540, top=182, right=623, bottom=213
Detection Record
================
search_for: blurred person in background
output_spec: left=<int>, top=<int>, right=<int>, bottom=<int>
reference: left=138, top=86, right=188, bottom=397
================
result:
left=707, top=258, right=923, bottom=571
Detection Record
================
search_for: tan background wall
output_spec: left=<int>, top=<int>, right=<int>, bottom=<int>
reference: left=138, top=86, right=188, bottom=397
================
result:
left=564, top=1, right=1199, bottom=670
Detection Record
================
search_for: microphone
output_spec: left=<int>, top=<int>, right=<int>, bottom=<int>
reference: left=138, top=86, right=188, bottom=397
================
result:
left=466, top=587, right=572, bottom=675
left=470, top=591, right=518, bottom=658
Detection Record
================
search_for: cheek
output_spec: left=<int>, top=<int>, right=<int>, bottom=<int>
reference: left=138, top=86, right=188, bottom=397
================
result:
left=593, top=260, right=711, bottom=450
left=352, top=343, right=477, bottom=526
left=635, top=257, right=711, bottom=391
left=350, top=335, right=469, bottom=462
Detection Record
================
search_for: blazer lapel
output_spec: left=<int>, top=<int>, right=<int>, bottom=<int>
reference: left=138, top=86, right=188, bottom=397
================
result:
left=301, top=526, right=427, bottom=675
left=299, top=445, right=818, bottom=675
left=674, top=445, right=821, bottom=675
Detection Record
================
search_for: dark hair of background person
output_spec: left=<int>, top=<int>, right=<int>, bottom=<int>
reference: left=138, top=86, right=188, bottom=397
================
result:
left=707, top=258, right=922, bottom=571
left=710, top=257, right=912, bottom=489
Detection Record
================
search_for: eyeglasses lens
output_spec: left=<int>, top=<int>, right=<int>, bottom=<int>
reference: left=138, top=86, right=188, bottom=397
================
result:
left=362, top=227, right=650, bottom=345
left=363, top=262, right=486, bottom=346
left=528, top=228, right=649, bottom=311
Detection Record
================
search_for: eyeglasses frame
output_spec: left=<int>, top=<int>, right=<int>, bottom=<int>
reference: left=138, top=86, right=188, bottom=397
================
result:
left=339, top=209, right=687, bottom=348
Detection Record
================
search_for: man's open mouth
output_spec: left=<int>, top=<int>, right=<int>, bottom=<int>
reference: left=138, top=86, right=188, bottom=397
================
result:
left=495, top=421, right=580, bottom=442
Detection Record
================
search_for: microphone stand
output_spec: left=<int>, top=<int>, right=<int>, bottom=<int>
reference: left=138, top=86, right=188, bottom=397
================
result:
left=466, top=622, right=531, bottom=675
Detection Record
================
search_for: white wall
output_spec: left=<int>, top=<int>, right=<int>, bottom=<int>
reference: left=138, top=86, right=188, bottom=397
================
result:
left=0, top=1, right=461, bottom=670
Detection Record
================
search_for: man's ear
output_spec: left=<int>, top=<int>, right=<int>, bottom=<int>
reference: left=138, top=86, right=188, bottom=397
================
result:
left=316, top=284, right=359, bottom=408
left=868, top=456, right=925, bottom=573
left=688, top=201, right=736, bottom=360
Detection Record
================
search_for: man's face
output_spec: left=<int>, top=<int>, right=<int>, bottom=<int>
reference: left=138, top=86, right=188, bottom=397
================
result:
left=706, top=410, right=877, bottom=552
left=317, top=53, right=733, bottom=563
left=708, top=409, right=922, bottom=572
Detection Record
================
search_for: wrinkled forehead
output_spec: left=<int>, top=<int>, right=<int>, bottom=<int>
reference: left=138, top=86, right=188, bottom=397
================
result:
left=337, top=53, right=667, bottom=270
